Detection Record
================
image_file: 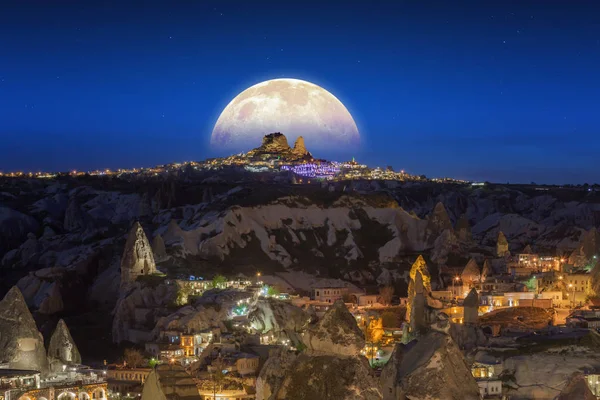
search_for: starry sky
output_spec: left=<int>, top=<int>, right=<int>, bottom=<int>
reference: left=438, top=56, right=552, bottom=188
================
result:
left=1, top=1, right=599, bottom=183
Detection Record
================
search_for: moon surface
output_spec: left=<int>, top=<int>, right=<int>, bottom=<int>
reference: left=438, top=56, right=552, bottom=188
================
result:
left=211, top=78, right=360, bottom=151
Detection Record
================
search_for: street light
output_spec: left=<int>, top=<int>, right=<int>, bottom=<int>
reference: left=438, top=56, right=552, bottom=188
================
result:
left=568, top=284, right=574, bottom=310
left=453, top=276, right=460, bottom=301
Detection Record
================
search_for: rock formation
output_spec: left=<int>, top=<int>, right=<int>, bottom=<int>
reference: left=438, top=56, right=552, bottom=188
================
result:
left=522, top=244, right=533, bottom=254
left=248, top=298, right=308, bottom=344
left=303, top=300, right=365, bottom=356
left=152, top=234, right=168, bottom=262
left=47, top=319, right=81, bottom=373
left=463, top=288, right=479, bottom=325
left=557, top=372, right=596, bottom=400
left=582, top=227, right=600, bottom=260
left=64, top=195, right=90, bottom=232
left=141, top=364, right=201, bottom=399
left=0, top=287, right=48, bottom=373
left=496, top=231, right=510, bottom=257
left=455, top=213, right=472, bottom=242
left=380, top=332, right=480, bottom=400
left=256, top=350, right=381, bottom=400
left=38, top=281, right=64, bottom=314
left=425, top=202, right=454, bottom=246
left=409, top=272, right=427, bottom=335
left=112, top=283, right=177, bottom=343
left=291, top=136, right=310, bottom=158
left=481, top=259, right=492, bottom=281
left=258, top=132, right=291, bottom=153
left=461, top=258, right=480, bottom=285
left=406, top=255, right=431, bottom=323
left=120, top=222, right=156, bottom=285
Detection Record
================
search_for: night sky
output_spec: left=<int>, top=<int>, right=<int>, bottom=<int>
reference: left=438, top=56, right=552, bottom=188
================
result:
left=2, top=1, right=599, bottom=183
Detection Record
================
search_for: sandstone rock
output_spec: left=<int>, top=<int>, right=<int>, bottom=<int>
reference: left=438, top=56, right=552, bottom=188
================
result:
left=0, top=206, right=39, bottom=256
left=112, top=283, right=177, bottom=343
left=152, top=234, right=168, bottom=262
left=431, top=228, right=460, bottom=266
left=464, top=288, right=479, bottom=325
left=425, top=202, right=453, bottom=246
left=47, top=319, right=81, bottom=373
left=481, top=259, right=492, bottom=281
left=406, top=255, right=431, bottom=323
left=248, top=298, right=308, bottom=343
left=141, top=364, right=201, bottom=400
left=461, top=258, right=480, bottom=285
left=449, top=323, right=487, bottom=352
left=120, top=222, right=156, bottom=285
left=0, top=287, right=48, bottom=373
left=410, top=271, right=427, bottom=335
left=259, top=132, right=291, bottom=153
left=38, top=281, right=64, bottom=314
left=291, top=136, right=310, bottom=158
left=302, top=300, right=364, bottom=356
left=380, top=332, right=480, bottom=400
left=257, top=351, right=380, bottom=400
left=455, top=213, right=472, bottom=242
left=64, top=195, right=90, bottom=232
left=497, top=231, right=510, bottom=257
left=557, top=372, right=596, bottom=400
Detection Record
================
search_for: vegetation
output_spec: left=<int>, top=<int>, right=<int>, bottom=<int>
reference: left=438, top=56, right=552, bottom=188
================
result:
left=212, top=274, right=227, bottom=289
left=123, top=348, right=144, bottom=368
left=267, top=286, right=280, bottom=297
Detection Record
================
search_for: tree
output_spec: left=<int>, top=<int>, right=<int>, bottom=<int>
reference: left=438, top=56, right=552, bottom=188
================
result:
left=212, top=274, right=227, bottom=289
left=124, top=348, right=144, bottom=368
left=267, top=286, right=280, bottom=297
left=210, top=357, right=227, bottom=399
left=175, top=282, right=193, bottom=306
left=381, top=310, right=402, bottom=328
left=379, top=286, right=394, bottom=306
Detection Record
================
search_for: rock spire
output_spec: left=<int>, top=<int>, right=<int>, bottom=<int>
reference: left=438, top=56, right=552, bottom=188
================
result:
left=47, top=319, right=81, bottom=373
left=406, top=255, right=431, bottom=322
left=120, top=222, right=156, bottom=285
left=0, top=287, right=48, bottom=373
left=496, top=231, right=510, bottom=257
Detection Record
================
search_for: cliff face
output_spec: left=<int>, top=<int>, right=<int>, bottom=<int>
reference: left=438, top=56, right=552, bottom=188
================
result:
left=0, top=287, right=49, bottom=373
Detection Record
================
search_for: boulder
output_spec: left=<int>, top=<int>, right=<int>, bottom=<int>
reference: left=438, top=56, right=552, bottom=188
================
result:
left=47, top=319, right=82, bottom=373
left=302, top=300, right=364, bottom=357
left=120, top=222, right=156, bottom=285
left=380, top=332, right=480, bottom=400
left=0, top=287, right=48, bottom=373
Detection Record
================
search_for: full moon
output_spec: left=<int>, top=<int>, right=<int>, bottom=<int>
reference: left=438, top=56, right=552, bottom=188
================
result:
left=211, top=78, right=360, bottom=151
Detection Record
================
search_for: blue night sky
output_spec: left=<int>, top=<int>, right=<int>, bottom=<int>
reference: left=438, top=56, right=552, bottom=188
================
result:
left=1, top=1, right=599, bottom=183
